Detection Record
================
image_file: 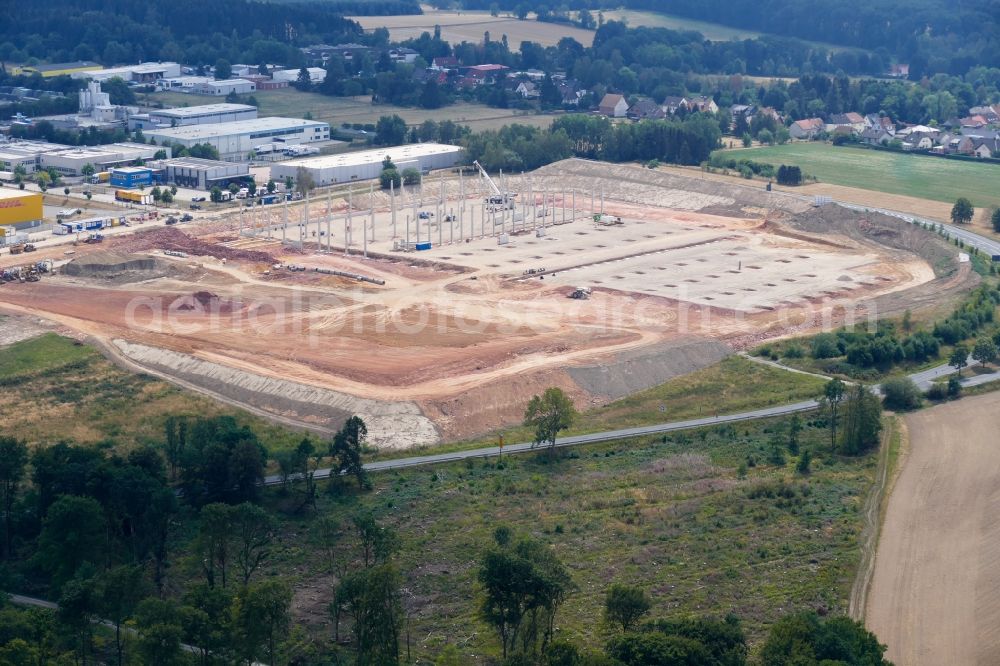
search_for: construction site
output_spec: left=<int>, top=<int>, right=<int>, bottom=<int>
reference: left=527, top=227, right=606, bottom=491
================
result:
left=0, top=159, right=974, bottom=448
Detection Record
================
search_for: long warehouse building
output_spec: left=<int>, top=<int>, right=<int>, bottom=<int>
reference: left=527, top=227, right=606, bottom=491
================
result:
left=0, top=190, right=44, bottom=233
left=145, top=117, right=331, bottom=161
left=271, top=143, right=464, bottom=186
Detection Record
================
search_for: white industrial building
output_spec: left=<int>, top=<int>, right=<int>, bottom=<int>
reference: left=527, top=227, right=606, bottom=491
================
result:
left=156, top=76, right=213, bottom=91
left=270, top=143, right=464, bottom=186
left=190, top=79, right=257, bottom=96
left=145, top=117, right=331, bottom=161
left=271, top=67, right=327, bottom=84
left=147, top=103, right=258, bottom=127
left=41, top=142, right=167, bottom=176
left=156, top=157, right=250, bottom=190
left=0, top=141, right=66, bottom=174
left=74, top=62, right=182, bottom=83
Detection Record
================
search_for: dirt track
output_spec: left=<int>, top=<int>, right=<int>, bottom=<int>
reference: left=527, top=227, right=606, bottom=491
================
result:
left=867, top=392, right=1000, bottom=664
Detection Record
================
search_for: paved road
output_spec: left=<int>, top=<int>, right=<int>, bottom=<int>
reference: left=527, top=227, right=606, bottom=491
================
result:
left=265, top=399, right=822, bottom=485
left=281, top=362, right=1000, bottom=481
left=837, top=202, right=1000, bottom=258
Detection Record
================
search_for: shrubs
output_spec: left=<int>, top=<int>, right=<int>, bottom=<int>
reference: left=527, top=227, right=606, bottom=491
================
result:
left=881, top=377, right=922, bottom=411
left=810, top=333, right=841, bottom=359
left=775, top=164, right=802, bottom=185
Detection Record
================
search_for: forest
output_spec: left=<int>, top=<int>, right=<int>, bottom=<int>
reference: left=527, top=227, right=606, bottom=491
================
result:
left=0, top=0, right=368, bottom=71
left=450, top=0, right=998, bottom=76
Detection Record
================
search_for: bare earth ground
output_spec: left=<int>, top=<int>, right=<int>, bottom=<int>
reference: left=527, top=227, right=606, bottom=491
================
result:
left=658, top=163, right=999, bottom=237
left=0, top=161, right=970, bottom=448
left=867, top=392, right=1000, bottom=665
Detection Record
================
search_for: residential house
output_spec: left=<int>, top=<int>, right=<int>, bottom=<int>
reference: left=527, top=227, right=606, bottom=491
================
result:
left=969, top=106, right=999, bottom=124
left=864, top=113, right=895, bottom=135
left=301, top=44, right=370, bottom=66
left=557, top=80, right=582, bottom=106
left=758, top=107, right=783, bottom=123
left=662, top=96, right=688, bottom=114
left=515, top=81, right=539, bottom=99
left=906, top=132, right=936, bottom=150
left=888, top=63, right=909, bottom=78
left=973, top=142, right=994, bottom=158
left=789, top=117, right=824, bottom=139
left=945, top=135, right=975, bottom=155
left=960, top=115, right=989, bottom=129
left=860, top=127, right=893, bottom=146
left=388, top=48, right=419, bottom=64
left=598, top=93, right=628, bottom=118
left=826, top=112, right=865, bottom=134
left=413, top=68, right=448, bottom=86
left=430, top=56, right=459, bottom=71
left=627, top=98, right=665, bottom=120
left=687, top=95, right=718, bottom=114
left=463, top=64, right=509, bottom=85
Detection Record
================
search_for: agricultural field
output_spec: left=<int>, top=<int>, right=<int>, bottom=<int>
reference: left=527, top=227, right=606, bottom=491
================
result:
left=350, top=9, right=595, bottom=47
left=721, top=143, right=1000, bottom=210
left=140, top=90, right=555, bottom=131
left=254, top=414, right=879, bottom=661
left=599, top=9, right=764, bottom=41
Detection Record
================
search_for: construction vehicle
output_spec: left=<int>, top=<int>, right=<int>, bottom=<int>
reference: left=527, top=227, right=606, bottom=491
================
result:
left=83, top=233, right=104, bottom=244
left=22, top=244, right=36, bottom=253
left=473, top=160, right=516, bottom=211
left=569, top=287, right=591, bottom=300
left=9, top=244, right=23, bottom=255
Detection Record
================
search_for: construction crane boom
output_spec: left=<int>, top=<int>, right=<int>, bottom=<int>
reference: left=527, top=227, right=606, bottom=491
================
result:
left=472, top=160, right=503, bottom=196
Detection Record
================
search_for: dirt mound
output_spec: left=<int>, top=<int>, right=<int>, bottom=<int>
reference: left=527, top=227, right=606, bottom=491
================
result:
left=782, top=204, right=957, bottom=277
left=62, top=251, right=160, bottom=276
left=530, top=158, right=811, bottom=215
left=114, top=227, right=276, bottom=264
left=173, top=291, right=243, bottom=315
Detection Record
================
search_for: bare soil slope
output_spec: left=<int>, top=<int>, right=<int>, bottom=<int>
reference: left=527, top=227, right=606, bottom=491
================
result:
left=867, top=392, right=1000, bottom=665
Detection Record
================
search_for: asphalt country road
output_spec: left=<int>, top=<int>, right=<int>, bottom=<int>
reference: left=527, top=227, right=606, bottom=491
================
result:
left=267, top=362, right=1000, bottom=484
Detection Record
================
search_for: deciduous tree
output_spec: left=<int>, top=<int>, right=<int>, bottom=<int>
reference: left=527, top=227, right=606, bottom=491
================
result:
left=951, top=197, right=974, bottom=225
left=524, top=387, right=577, bottom=458
left=604, top=584, right=651, bottom=633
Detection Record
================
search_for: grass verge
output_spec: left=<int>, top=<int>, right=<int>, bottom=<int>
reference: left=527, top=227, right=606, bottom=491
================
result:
left=378, top=356, right=827, bottom=459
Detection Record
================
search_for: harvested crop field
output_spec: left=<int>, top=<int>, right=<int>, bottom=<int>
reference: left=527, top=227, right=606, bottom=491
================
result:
left=0, top=160, right=969, bottom=448
left=350, top=10, right=595, bottom=47
left=867, top=392, right=1000, bottom=665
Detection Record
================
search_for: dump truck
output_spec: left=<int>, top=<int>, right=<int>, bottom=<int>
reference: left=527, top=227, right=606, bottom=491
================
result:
left=9, top=244, right=23, bottom=255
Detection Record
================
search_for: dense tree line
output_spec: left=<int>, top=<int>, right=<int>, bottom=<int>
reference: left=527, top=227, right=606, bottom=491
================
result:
left=454, top=0, right=997, bottom=77
left=0, top=0, right=364, bottom=71
left=453, top=113, right=721, bottom=172
left=763, top=285, right=1000, bottom=379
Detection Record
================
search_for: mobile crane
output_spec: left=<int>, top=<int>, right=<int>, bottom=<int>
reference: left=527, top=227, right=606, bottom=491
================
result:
left=473, top=160, right=516, bottom=212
